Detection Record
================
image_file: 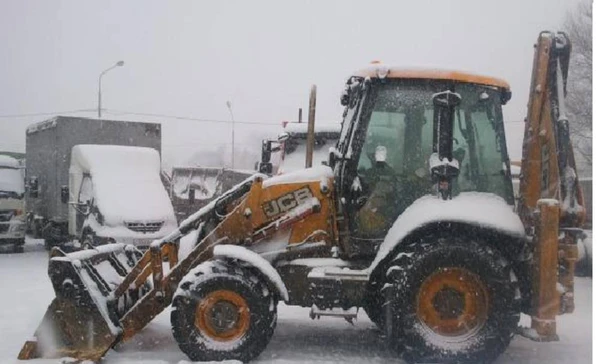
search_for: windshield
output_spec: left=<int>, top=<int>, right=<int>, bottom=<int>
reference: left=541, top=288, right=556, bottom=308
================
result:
left=278, top=135, right=338, bottom=174
left=0, top=167, right=25, bottom=197
left=355, top=79, right=513, bottom=204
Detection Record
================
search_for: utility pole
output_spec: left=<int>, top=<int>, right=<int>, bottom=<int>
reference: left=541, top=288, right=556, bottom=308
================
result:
left=226, top=101, right=235, bottom=169
left=305, top=85, right=317, bottom=168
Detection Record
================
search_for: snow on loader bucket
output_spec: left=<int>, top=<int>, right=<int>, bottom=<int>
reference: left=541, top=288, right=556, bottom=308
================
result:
left=18, top=244, right=148, bottom=360
left=18, top=174, right=311, bottom=362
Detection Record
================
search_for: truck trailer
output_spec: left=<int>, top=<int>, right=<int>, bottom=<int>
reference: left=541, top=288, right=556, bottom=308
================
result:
left=25, top=116, right=162, bottom=247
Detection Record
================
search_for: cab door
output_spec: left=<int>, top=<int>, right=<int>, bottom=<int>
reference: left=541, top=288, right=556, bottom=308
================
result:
left=340, top=81, right=436, bottom=257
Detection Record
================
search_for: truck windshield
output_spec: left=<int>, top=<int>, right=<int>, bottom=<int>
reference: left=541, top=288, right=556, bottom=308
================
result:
left=356, top=79, right=513, bottom=204
left=279, top=134, right=338, bottom=174
left=0, top=167, right=25, bottom=198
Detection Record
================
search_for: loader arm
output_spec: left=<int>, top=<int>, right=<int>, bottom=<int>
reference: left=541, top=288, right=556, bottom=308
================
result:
left=19, top=173, right=322, bottom=361
left=518, top=31, right=586, bottom=340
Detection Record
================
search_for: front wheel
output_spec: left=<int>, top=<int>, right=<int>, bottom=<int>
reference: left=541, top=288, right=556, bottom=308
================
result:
left=171, top=260, right=277, bottom=363
left=385, top=236, right=520, bottom=364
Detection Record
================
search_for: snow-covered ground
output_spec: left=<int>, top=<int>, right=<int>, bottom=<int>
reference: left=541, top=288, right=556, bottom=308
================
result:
left=0, top=238, right=592, bottom=364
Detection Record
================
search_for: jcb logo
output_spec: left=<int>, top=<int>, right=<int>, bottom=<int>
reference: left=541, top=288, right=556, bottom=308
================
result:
left=263, top=186, right=314, bottom=218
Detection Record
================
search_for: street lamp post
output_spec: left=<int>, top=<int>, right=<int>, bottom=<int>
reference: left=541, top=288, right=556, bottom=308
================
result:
left=98, top=60, right=124, bottom=118
left=226, top=101, right=235, bottom=169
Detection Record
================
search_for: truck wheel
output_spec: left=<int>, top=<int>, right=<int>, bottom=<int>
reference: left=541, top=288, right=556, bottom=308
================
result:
left=385, top=236, right=520, bottom=364
left=81, top=230, right=97, bottom=248
left=12, top=239, right=25, bottom=253
left=171, top=260, right=277, bottom=362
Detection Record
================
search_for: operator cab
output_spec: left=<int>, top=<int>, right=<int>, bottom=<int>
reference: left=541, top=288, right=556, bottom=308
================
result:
left=333, top=66, right=514, bottom=257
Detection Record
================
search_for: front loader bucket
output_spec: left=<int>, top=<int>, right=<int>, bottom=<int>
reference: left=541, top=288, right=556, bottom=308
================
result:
left=19, top=244, right=146, bottom=361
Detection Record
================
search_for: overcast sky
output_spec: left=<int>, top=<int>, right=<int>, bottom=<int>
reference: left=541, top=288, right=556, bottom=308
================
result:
left=0, top=0, right=583, bottom=169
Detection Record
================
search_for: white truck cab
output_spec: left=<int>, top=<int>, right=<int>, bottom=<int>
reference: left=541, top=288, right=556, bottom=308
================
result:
left=67, top=145, right=177, bottom=248
left=0, top=155, right=26, bottom=252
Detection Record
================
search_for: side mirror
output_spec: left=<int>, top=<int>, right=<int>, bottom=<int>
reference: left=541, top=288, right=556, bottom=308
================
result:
left=328, top=147, right=341, bottom=168
left=340, top=87, right=350, bottom=106
left=278, top=132, right=290, bottom=143
left=60, top=185, right=69, bottom=204
left=29, top=177, right=39, bottom=198
left=188, top=188, right=195, bottom=204
left=258, top=162, right=273, bottom=175
left=261, top=140, right=272, bottom=163
left=501, top=89, right=512, bottom=105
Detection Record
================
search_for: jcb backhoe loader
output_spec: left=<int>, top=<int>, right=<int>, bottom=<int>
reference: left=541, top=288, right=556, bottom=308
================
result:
left=19, top=31, right=585, bottom=364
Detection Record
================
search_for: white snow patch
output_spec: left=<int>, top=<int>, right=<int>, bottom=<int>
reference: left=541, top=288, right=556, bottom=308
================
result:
left=70, top=145, right=176, bottom=227
left=177, top=361, right=241, bottom=364
left=281, top=258, right=351, bottom=268
left=52, top=243, right=127, bottom=262
left=0, top=236, right=592, bottom=364
left=283, top=122, right=341, bottom=135
left=177, top=226, right=201, bottom=261
left=264, top=165, right=333, bottom=188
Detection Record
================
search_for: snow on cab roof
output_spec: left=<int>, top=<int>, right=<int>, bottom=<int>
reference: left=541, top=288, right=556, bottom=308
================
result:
left=0, top=155, right=20, bottom=168
left=353, top=66, right=510, bottom=90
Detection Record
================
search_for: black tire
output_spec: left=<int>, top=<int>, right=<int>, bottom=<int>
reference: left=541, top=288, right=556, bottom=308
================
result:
left=575, top=235, right=592, bottom=277
left=363, top=281, right=384, bottom=330
left=13, top=239, right=25, bottom=253
left=44, top=237, right=58, bottom=250
left=81, top=229, right=97, bottom=248
left=171, top=260, right=277, bottom=363
left=385, top=235, right=520, bottom=364
left=43, top=221, right=67, bottom=250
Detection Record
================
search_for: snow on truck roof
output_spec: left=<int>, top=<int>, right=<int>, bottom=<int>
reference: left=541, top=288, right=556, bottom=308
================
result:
left=26, top=116, right=161, bottom=134
left=353, top=66, right=510, bottom=89
left=70, top=145, right=175, bottom=225
left=71, top=145, right=160, bottom=174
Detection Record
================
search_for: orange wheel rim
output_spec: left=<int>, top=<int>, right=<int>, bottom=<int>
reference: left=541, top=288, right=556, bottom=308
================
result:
left=416, top=267, right=489, bottom=337
left=195, top=290, right=250, bottom=342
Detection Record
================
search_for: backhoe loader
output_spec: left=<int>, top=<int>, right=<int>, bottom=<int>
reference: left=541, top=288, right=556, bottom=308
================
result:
left=19, top=31, right=585, bottom=363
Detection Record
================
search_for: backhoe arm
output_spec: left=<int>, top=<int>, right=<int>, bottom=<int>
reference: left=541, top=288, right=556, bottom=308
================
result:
left=518, top=31, right=586, bottom=341
left=519, top=31, right=585, bottom=228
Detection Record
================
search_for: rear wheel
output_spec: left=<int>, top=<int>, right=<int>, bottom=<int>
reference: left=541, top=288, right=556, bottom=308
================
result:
left=171, top=260, right=277, bottom=362
left=385, top=235, right=520, bottom=364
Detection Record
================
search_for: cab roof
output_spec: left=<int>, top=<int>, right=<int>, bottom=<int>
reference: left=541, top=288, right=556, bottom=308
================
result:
left=353, top=66, right=510, bottom=90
